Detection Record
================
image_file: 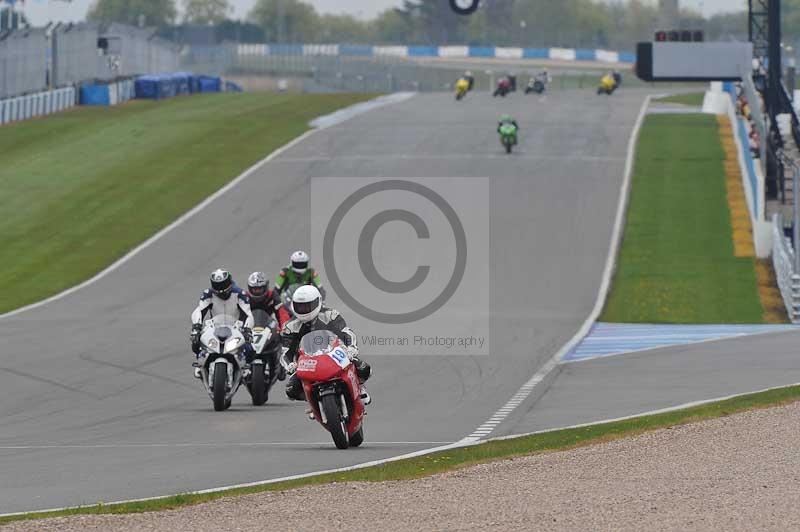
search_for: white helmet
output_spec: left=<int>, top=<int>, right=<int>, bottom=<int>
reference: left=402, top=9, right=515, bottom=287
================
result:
left=290, top=250, right=309, bottom=274
left=292, top=285, right=322, bottom=323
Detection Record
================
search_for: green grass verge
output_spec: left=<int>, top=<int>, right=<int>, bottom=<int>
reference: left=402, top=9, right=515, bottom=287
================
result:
left=601, top=114, right=764, bottom=323
left=0, top=93, right=374, bottom=314
left=655, top=92, right=705, bottom=106
left=3, top=383, right=799, bottom=525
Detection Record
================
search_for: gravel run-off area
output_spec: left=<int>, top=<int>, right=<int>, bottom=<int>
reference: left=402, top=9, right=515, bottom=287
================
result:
left=6, top=401, right=800, bottom=532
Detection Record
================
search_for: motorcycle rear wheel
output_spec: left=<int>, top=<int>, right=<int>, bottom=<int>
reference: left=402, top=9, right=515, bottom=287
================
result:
left=321, top=394, right=349, bottom=449
left=250, top=363, right=267, bottom=406
left=212, top=364, right=227, bottom=412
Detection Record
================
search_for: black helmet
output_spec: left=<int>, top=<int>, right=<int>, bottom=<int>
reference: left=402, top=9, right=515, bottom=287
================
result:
left=247, top=271, right=268, bottom=302
left=210, top=269, right=233, bottom=300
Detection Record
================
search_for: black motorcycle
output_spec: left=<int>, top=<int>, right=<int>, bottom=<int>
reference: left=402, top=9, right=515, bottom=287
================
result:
left=525, top=79, right=546, bottom=94
left=244, top=309, right=283, bottom=405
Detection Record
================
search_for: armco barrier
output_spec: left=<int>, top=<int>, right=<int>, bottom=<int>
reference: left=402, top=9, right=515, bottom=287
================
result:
left=0, top=87, right=76, bottom=126
left=772, top=213, right=800, bottom=323
left=235, top=42, right=635, bottom=64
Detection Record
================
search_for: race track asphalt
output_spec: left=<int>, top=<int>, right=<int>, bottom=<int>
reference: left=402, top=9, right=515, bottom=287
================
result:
left=0, top=88, right=648, bottom=513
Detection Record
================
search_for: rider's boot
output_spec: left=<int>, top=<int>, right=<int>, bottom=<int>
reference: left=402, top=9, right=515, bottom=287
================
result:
left=359, top=384, right=372, bottom=406
left=193, top=365, right=202, bottom=379
left=305, top=407, right=315, bottom=420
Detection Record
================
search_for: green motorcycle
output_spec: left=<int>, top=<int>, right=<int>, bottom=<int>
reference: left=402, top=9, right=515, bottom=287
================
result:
left=499, top=123, right=517, bottom=154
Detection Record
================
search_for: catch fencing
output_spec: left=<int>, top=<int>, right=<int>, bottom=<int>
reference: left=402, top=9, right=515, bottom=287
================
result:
left=236, top=44, right=636, bottom=63
left=0, top=28, right=48, bottom=99
left=0, top=23, right=180, bottom=101
left=105, top=24, right=180, bottom=77
left=191, top=43, right=655, bottom=94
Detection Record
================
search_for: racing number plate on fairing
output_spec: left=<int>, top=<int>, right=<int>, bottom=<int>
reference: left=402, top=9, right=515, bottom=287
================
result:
left=328, top=347, right=350, bottom=369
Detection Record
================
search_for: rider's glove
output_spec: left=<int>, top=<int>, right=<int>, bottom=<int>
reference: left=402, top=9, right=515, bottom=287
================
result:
left=286, top=361, right=297, bottom=375
left=242, top=327, right=253, bottom=344
left=190, top=323, right=202, bottom=353
left=346, top=344, right=359, bottom=360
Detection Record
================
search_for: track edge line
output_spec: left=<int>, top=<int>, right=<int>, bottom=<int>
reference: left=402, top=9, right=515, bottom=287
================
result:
left=462, top=94, right=653, bottom=442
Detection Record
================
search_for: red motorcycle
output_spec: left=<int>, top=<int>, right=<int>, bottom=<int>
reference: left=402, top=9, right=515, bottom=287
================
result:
left=296, top=330, right=365, bottom=449
left=493, top=77, right=512, bottom=98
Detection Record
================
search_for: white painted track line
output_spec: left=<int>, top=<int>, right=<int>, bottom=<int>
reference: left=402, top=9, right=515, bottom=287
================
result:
left=461, top=95, right=652, bottom=443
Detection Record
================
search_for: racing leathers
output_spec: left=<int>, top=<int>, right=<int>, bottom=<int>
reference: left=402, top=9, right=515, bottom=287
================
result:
left=280, top=306, right=371, bottom=402
left=274, top=267, right=326, bottom=300
left=498, top=118, right=519, bottom=132
left=189, top=286, right=255, bottom=356
left=247, top=288, right=283, bottom=324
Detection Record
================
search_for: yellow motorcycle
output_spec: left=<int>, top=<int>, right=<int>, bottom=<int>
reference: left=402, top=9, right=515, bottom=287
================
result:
left=455, top=77, right=470, bottom=100
left=597, top=74, right=617, bottom=95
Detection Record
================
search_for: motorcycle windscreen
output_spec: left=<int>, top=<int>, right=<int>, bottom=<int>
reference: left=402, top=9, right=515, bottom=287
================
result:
left=252, top=308, right=273, bottom=329
left=299, top=329, right=339, bottom=356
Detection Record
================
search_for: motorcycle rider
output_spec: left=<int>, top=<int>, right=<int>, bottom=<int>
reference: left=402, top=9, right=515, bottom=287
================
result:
left=497, top=114, right=519, bottom=145
left=535, top=69, right=552, bottom=85
left=190, top=269, right=255, bottom=378
left=455, top=76, right=470, bottom=98
left=274, top=250, right=326, bottom=299
left=246, top=271, right=287, bottom=380
left=464, top=70, right=475, bottom=91
left=246, top=271, right=283, bottom=324
left=280, top=285, right=372, bottom=406
left=494, top=76, right=511, bottom=97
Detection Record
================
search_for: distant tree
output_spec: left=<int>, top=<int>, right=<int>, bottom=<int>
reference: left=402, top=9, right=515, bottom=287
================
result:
left=394, top=0, right=468, bottom=44
left=372, top=9, right=413, bottom=44
left=215, top=20, right=266, bottom=43
left=248, top=0, right=318, bottom=43
left=317, top=14, right=371, bottom=43
left=87, top=0, right=177, bottom=28
left=184, top=0, right=231, bottom=25
left=704, top=11, right=747, bottom=41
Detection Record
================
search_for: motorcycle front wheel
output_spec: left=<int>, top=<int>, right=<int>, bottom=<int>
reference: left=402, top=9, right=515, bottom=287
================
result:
left=250, top=363, right=267, bottom=406
left=350, top=426, right=364, bottom=447
left=212, top=363, right=228, bottom=412
left=321, top=394, right=349, bottom=449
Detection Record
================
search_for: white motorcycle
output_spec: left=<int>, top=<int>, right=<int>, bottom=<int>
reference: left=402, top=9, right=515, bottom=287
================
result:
left=195, top=315, right=247, bottom=411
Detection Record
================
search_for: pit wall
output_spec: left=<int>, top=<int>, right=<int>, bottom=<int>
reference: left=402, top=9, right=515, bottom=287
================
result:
left=707, top=82, right=772, bottom=258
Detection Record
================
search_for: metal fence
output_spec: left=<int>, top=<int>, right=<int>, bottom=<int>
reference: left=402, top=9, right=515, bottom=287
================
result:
left=0, top=23, right=180, bottom=100
left=188, top=44, right=673, bottom=94
left=772, top=212, right=800, bottom=323
left=106, top=23, right=180, bottom=77
left=0, top=28, right=48, bottom=99
left=52, top=24, right=113, bottom=87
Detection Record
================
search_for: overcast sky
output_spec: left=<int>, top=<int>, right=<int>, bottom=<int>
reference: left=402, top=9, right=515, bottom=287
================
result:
left=18, top=0, right=748, bottom=27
